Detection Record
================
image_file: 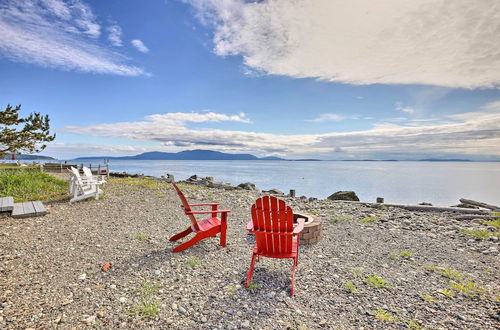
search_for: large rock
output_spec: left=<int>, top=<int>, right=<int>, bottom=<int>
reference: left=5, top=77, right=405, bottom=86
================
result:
left=238, top=182, right=259, bottom=191
left=327, top=191, right=360, bottom=201
left=264, top=188, right=284, bottom=195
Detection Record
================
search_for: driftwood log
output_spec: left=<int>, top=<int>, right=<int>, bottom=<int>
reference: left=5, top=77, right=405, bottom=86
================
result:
left=455, top=215, right=500, bottom=221
left=459, top=199, right=500, bottom=211
left=331, top=200, right=489, bottom=215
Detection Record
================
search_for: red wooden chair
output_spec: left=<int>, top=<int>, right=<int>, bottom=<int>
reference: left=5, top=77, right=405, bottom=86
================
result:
left=246, top=196, right=305, bottom=295
left=169, top=182, right=231, bottom=253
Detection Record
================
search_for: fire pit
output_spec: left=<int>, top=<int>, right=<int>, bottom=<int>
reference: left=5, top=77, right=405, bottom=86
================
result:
left=294, top=212, right=322, bottom=245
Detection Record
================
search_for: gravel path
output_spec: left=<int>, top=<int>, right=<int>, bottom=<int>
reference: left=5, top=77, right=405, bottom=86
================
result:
left=1, top=177, right=499, bottom=329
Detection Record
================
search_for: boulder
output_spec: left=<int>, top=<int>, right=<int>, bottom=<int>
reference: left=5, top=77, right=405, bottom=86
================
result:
left=188, top=174, right=198, bottom=181
left=327, top=191, right=360, bottom=201
left=238, top=182, right=259, bottom=191
left=264, top=188, right=284, bottom=195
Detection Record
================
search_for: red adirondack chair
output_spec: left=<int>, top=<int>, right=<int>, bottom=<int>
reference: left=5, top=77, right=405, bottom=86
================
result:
left=169, top=182, right=231, bottom=252
left=246, top=196, right=305, bottom=295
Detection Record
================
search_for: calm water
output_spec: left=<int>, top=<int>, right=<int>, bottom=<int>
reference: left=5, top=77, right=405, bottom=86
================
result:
left=70, top=160, right=500, bottom=206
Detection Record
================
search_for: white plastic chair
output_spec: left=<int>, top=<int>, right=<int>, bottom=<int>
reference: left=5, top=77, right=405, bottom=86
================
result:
left=68, top=167, right=104, bottom=203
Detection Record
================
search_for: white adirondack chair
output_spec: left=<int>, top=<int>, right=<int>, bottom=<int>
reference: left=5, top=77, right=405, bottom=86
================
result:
left=69, top=167, right=104, bottom=203
left=82, top=166, right=107, bottom=185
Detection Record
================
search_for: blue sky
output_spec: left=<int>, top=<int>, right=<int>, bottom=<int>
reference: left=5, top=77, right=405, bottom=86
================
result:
left=0, top=0, right=499, bottom=160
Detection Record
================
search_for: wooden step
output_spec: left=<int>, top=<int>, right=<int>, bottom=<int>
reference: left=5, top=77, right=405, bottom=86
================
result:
left=0, top=197, right=14, bottom=212
left=11, top=201, right=47, bottom=218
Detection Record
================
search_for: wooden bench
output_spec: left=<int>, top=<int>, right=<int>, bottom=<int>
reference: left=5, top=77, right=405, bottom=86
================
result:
left=0, top=197, right=14, bottom=212
left=0, top=197, right=47, bottom=218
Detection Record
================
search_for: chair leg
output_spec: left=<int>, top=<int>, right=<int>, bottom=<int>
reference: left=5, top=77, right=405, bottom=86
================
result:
left=219, top=214, right=227, bottom=248
left=172, top=233, right=205, bottom=253
left=169, top=227, right=193, bottom=241
left=245, top=253, right=257, bottom=288
left=290, top=259, right=297, bottom=296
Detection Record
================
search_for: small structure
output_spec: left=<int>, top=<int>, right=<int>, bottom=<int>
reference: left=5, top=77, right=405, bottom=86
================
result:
left=169, top=182, right=231, bottom=252
left=0, top=197, right=46, bottom=218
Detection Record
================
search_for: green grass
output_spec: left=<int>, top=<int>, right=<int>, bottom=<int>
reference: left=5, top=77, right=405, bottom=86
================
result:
left=373, top=307, right=395, bottom=322
left=226, top=285, right=238, bottom=296
left=438, top=288, right=455, bottom=298
left=135, top=233, right=149, bottom=241
left=460, top=229, right=490, bottom=239
left=449, top=281, right=487, bottom=297
left=422, top=263, right=436, bottom=272
left=330, top=216, right=353, bottom=222
left=490, top=211, right=500, bottom=217
left=186, top=257, right=201, bottom=268
left=365, top=275, right=390, bottom=289
left=246, top=281, right=260, bottom=290
left=139, top=281, right=160, bottom=297
left=127, top=301, right=159, bottom=319
left=361, top=216, right=377, bottom=223
left=483, top=219, right=500, bottom=229
left=420, top=293, right=436, bottom=303
left=436, top=266, right=461, bottom=281
left=0, top=168, right=68, bottom=202
left=407, top=320, right=423, bottom=329
left=342, top=281, right=358, bottom=293
left=351, top=268, right=364, bottom=276
left=399, top=251, right=414, bottom=259
left=388, top=253, right=398, bottom=260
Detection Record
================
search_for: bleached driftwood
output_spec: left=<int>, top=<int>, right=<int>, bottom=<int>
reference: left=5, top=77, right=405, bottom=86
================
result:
left=454, top=214, right=500, bottom=221
left=331, top=200, right=489, bottom=215
left=459, top=199, right=500, bottom=211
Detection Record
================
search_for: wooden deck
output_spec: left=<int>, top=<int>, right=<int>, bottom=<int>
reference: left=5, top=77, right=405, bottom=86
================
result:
left=0, top=196, right=14, bottom=212
left=0, top=197, right=46, bottom=218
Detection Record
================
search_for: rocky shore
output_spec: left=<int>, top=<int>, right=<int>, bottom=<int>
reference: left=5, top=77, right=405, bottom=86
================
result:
left=1, top=175, right=499, bottom=329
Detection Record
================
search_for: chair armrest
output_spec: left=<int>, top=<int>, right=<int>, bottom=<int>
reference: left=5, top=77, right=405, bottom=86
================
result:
left=247, top=221, right=254, bottom=232
left=186, top=210, right=231, bottom=215
left=293, top=218, right=306, bottom=235
left=189, top=203, right=221, bottom=207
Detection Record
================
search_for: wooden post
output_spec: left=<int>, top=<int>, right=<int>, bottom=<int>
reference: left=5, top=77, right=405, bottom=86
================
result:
left=289, top=189, right=296, bottom=198
left=98, top=164, right=101, bottom=175
left=60, top=162, right=62, bottom=173
left=376, top=197, right=384, bottom=203
left=106, top=160, right=109, bottom=178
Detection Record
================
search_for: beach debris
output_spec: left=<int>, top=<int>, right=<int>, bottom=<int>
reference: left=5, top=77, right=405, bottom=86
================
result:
left=101, top=262, right=112, bottom=271
left=238, top=182, right=259, bottom=191
left=459, top=198, right=500, bottom=211
left=327, top=191, right=360, bottom=201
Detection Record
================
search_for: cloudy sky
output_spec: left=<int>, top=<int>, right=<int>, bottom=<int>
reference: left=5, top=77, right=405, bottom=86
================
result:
left=1, top=0, right=499, bottom=160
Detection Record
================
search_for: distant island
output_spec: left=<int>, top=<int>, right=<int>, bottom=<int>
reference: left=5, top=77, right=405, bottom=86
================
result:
left=74, top=149, right=287, bottom=161
left=2, top=153, right=55, bottom=160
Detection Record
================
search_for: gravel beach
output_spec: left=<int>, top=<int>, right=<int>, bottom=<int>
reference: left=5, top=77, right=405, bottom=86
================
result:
left=1, top=176, right=499, bottom=329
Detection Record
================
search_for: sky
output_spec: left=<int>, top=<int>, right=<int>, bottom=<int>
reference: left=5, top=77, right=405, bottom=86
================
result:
left=0, top=0, right=499, bottom=160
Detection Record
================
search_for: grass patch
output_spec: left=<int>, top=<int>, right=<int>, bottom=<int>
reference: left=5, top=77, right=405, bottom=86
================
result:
left=490, top=211, right=500, bottom=217
left=422, top=263, right=435, bottom=272
left=460, top=229, right=490, bottom=239
left=449, top=281, right=487, bottom=297
left=226, top=285, right=238, bottom=296
left=373, top=307, right=395, bottom=322
left=186, top=257, right=201, bottom=268
left=246, top=281, right=260, bottom=290
left=483, top=219, right=500, bottom=229
left=388, top=253, right=398, bottom=260
left=351, top=268, right=364, bottom=276
left=436, top=266, right=461, bottom=281
left=407, top=320, right=423, bottom=329
left=399, top=251, right=413, bottom=259
left=0, top=168, right=68, bottom=202
left=330, top=216, right=353, bottom=223
left=438, top=288, right=455, bottom=298
left=361, top=216, right=377, bottom=223
left=309, top=210, right=319, bottom=215
left=127, top=301, right=159, bottom=319
left=139, top=281, right=160, bottom=297
left=342, top=281, right=358, bottom=293
left=135, top=233, right=149, bottom=241
left=365, top=275, right=390, bottom=289
left=420, top=293, right=436, bottom=303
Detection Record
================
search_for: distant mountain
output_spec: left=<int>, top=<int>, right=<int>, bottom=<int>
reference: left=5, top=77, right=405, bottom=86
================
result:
left=2, top=153, right=56, bottom=160
left=418, top=158, right=471, bottom=162
left=74, top=149, right=286, bottom=161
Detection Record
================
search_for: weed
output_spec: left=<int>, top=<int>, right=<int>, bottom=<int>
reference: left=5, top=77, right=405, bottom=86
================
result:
left=399, top=251, right=413, bottom=259
left=407, top=320, right=423, bottom=329
left=351, top=268, right=364, bottom=276
left=326, top=210, right=337, bottom=215
left=365, top=275, right=390, bottom=289
left=186, top=257, right=201, bottom=268
left=422, top=263, right=435, bottom=272
left=136, top=233, right=149, bottom=241
left=483, top=219, right=500, bottom=229
left=330, top=216, right=353, bottom=222
left=490, top=211, right=500, bottom=217
left=460, top=229, right=490, bottom=239
left=310, top=210, right=319, bottom=215
left=246, top=281, right=260, bottom=290
left=420, top=293, right=436, bottom=303
left=373, top=307, right=395, bottom=322
left=449, top=281, right=487, bottom=297
left=343, top=281, right=358, bottom=293
left=361, top=216, right=377, bottom=223
left=438, top=288, right=455, bottom=298
left=226, top=285, right=237, bottom=296
left=436, top=266, right=461, bottom=281
left=127, top=301, right=159, bottom=319
left=388, top=253, right=398, bottom=260
left=139, top=281, right=160, bottom=297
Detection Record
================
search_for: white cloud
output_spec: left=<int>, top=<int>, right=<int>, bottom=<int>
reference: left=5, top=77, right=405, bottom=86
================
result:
left=107, top=25, right=123, bottom=46
left=395, top=102, right=415, bottom=114
left=60, top=103, right=500, bottom=158
left=131, top=39, right=149, bottom=53
left=0, top=0, right=147, bottom=76
left=306, top=114, right=344, bottom=122
left=186, top=0, right=500, bottom=89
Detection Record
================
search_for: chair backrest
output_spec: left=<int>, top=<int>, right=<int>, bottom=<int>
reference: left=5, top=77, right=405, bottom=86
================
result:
left=171, top=182, right=200, bottom=231
left=82, top=166, right=93, bottom=178
left=70, top=167, right=84, bottom=186
left=251, top=196, right=294, bottom=256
